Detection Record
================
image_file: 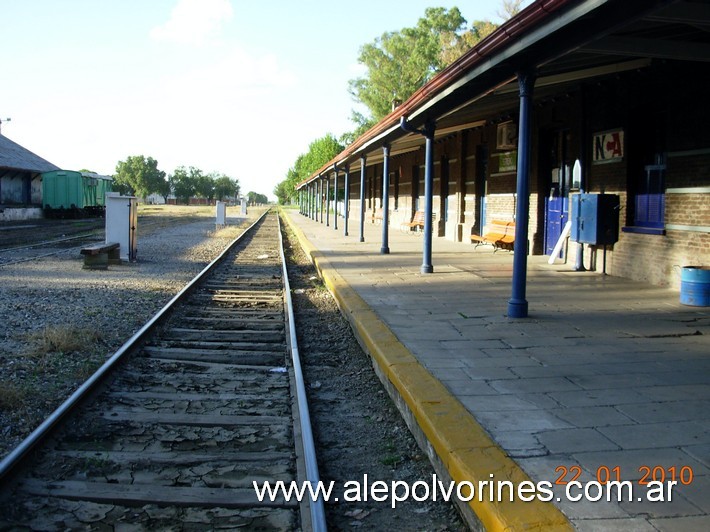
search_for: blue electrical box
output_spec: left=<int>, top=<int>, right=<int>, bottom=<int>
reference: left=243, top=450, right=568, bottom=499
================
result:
left=571, top=193, right=620, bottom=245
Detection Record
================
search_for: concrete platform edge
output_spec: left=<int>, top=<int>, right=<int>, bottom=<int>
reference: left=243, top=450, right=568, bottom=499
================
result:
left=282, top=211, right=573, bottom=531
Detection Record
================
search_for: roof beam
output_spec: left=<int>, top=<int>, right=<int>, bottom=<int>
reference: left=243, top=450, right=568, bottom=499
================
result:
left=581, top=35, right=710, bottom=62
left=645, top=1, right=710, bottom=27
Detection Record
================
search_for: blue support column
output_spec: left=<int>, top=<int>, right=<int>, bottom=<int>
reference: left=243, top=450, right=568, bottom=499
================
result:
left=325, top=176, right=330, bottom=227
left=343, top=165, right=350, bottom=236
left=333, top=166, right=339, bottom=231
left=400, top=117, right=436, bottom=273
left=507, top=70, right=536, bottom=319
left=359, top=155, right=366, bottom=242
left=421, top=121, right=435, bottom=273
left=308, top=184, right=312, bottom=218
left=315, top=180, right=319, bottom=222
left=381, top=145, right=391, bottom=254
left=319, top=177, right=324, bottom=223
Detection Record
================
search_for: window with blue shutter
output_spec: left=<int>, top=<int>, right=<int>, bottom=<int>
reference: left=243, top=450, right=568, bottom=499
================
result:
left=634, top=164, right=665, bottom=230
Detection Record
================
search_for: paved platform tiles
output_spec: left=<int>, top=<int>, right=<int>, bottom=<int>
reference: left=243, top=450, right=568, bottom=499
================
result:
left=285, top=209, right=710, bottom=531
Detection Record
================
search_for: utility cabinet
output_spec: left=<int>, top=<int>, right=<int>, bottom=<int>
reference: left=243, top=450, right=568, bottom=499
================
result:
left=215, top=200, right=226, bottom=227
left=571, top=193, right=620, bottom=245
left=106, top=193, right=138, bottom=261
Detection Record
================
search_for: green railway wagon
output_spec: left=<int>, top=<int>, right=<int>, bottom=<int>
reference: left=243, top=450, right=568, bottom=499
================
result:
left=41, top=170, right=113, bottom=217
left=93, top=173, right=113, bottom=207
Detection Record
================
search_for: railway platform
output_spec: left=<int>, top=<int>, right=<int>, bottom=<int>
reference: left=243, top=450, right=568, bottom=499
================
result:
left=283, top=208, right=710, bottom=531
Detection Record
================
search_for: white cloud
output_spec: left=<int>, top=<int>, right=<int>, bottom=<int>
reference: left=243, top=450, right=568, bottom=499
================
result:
left=150, top=0, right=233, bottom=45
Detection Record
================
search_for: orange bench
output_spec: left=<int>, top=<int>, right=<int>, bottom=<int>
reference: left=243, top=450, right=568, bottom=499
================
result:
left=400, top=210, right=426, bottom=232
left=371, top=208, right=384, bottom=225
left=471, top=219, right=515, bottom=251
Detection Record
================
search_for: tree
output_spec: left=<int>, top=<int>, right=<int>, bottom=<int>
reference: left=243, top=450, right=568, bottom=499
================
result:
left=114, top=155, right=166, bottom=199
left=156, top=176, right=172, bottom=203
left=213, top=174, right=239, bottom=201
left=193, top=168, right=214, bottom=201
left=169, top=166, right=196, bottom=204
left=438, top=20, right=498, bottom=67
left=345, top=6, right=509, bottom=135
left=348, top=7, right=467, bottom=122
left=274, top=133, right=344, bottom=205
left=274, top=181, right=290, bottom=205
left=496, top=0, right=525, bottom=21
left=247, top=191, right=268, bottom=205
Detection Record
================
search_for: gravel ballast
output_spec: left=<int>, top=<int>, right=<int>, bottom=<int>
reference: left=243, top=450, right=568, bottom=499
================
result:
left=0, top=210, right=259, bottom=458
left=1, top=207, right=465, bottom=530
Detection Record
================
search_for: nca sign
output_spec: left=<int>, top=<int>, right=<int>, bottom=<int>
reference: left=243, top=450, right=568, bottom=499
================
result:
left=593, top=129, right=624, bottom=164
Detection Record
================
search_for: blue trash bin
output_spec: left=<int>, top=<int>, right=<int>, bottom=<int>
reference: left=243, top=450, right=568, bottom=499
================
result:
left=680, top=266, right=710, bottom=307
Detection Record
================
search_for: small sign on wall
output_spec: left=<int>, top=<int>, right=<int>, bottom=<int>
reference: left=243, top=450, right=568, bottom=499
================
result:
left=498, top=151, right=517, bottom=173
left=593, top=129, right=624, bottom=164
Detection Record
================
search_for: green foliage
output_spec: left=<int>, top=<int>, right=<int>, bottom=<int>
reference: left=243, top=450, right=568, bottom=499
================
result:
left=274, top=181, right=289, bottom=205
left=247, top=191, right=268, bottom=205
left=347, top=7, right=500, bottom=126
left=340, top=111, right=377, bottom=146
left=274, top=133, right=344, bottom=205
left=193, top=168, right=213, bottom=200
left=274, top=3, right=506, bottom=203
left=169, top=166, right=196, bottom=204
left=496, top=0, right=525, bottom=21
left=168, top=167, right=240, bottom=204
left=213, top=174, right=240, bottom=201
left=114, top=155, right=167, bottom=198
left=348, top=7, right=467, bottom=122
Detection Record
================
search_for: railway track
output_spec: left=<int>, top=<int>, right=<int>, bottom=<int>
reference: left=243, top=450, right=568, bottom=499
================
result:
left=0, top=216, right=213, bottom=267
left=0, top=211, right=326, bottom=530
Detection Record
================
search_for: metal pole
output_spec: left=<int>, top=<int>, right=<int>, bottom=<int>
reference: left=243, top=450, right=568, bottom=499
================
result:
left=381, top=144, right=391, bottom=254
left=325, top=176, right=330, bottom=227
left=359, top=155, right=366, bottom=242
left=319, top=177, right=324, bottom=223
left=344, top=165, right=350, bottom=236
left=333, top=166, right=339, bottom=231
left=315, top=180, right=319, bottom=222
left=308, top=184, right=313, bottom=219
left=508, top=70, right=536, bottom=318
left=421, top=121, right=435, bottom=273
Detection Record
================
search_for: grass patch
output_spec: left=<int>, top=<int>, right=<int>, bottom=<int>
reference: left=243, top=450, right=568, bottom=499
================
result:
left=380, top=439, right=405, bottom=467
left=25, top=325, right=103, bottom=358
left=0, top=382, right=25, bottom=411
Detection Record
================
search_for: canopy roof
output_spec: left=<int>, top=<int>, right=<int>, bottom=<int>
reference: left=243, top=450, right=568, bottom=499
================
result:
left=298, top=0, right=710, bottom=185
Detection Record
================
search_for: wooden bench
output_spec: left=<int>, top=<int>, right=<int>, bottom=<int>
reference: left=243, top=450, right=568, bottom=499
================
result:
left=471, top=220, right=515, bottom=251
left=80, top=242, right=121, bottom=270
left=400, top=210, right=426, bottom=233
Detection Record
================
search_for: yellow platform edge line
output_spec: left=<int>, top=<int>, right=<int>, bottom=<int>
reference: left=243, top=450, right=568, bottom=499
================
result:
left=282, top=211, right=572, bottom=532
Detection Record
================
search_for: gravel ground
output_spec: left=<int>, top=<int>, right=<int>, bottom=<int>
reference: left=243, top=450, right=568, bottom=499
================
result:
left=0, top=207, right=466, bottom=530
left=0, top=209, right=261, bottom=459
left=282, top=216, right=466, bottom=531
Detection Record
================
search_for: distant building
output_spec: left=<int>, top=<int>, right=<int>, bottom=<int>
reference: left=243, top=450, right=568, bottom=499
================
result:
left=0, top=134, right=59, bottom=219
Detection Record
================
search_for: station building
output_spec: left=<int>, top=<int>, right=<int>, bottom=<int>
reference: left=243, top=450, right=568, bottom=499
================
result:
left=297, top=0, right=710, bottom=299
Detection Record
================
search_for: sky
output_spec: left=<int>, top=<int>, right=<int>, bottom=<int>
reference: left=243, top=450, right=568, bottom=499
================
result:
left=1, top=0, right=522, bottom=200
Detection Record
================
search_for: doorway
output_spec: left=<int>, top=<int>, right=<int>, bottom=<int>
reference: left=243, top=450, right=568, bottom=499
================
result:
left=543, top=130, right=571, bottom=256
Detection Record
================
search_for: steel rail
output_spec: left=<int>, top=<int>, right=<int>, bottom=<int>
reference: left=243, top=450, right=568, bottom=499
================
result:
left=277, top=213, right=327, bottom=532
left=0, top=209, right=270, bottom=482
left=0, top=232, right=102, bottom=253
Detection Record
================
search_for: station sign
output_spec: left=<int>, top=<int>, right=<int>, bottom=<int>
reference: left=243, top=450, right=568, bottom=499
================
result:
left=593, top=129, right=624, bottom=164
